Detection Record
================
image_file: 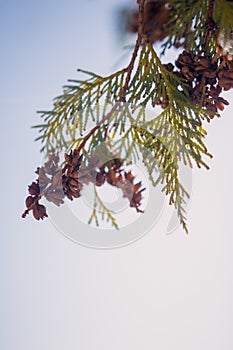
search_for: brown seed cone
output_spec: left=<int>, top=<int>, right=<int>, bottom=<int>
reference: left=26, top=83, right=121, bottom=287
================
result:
left=28, top=182, right=40, bottom=196
left=181, top=66, right=196, bottom=81
left=176, top=51, right=194, bottom=68
left=215, top=97, right=229, bottom=110
left=95, top=172, right=106, bottom=187
left=106, top=170, right=119, bottom=186
left=194, top=57, right=210, bottom=71
left=32, top=203, right=48, bottom=220
left=208, top=85, right=222, bottom=98
left=218, top=70, right=233, bottom=91
left=25, top=195, right=36, bottom=209
left=62, top=174, right=82, bottom=200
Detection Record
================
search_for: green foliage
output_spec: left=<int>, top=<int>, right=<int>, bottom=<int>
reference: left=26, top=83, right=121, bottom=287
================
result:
left=215, top=0, right=233, bottom=48
left=28, top=0, right=233, bottom=233
left=162, top=0, right=211, bottom=54
left=163, top=0, right=233, bottom=55
left=34, top=69, right=127, bottom=153
left=34, top=44, right=211, bottom=232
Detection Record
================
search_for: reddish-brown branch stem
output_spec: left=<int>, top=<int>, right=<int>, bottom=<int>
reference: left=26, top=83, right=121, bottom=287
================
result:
left=120, top=0, right=146, bottom=101
left=207, top=0, right=215, bottom=19
left=205, top=0, right=217, bottom=50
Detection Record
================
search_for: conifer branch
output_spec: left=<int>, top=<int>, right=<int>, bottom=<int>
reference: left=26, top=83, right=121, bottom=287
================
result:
left=23, top=0, right=233, bottom=234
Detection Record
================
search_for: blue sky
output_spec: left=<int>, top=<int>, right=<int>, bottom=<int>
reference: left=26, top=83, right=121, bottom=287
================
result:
left=1, top=1, right=233, bottom=349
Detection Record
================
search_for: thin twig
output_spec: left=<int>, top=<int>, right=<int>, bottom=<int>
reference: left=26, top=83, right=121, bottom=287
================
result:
left=120, top=0, right=146, bottom=101
left=207, top=0, right=215, bottom=20
left=205, top=0, right=217, bottom=50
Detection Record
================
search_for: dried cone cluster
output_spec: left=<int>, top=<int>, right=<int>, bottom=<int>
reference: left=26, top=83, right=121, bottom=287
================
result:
left=22, top=150, right=145, bottom=221
left=91, top=157, right=145, bottom=213
left=62, top=150, right=83, bottom=200
left=22, top=182, right=48, bottom=221
left=162, top=51, right=233, bottom=118
left=22, top=154, right=65, bottom=220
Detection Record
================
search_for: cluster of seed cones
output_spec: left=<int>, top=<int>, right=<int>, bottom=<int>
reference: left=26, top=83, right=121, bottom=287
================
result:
left=22, top=150, right=145, bottom=221
left=22, top=154, right=64, bottom=220
left=162, top=50, right=233, bottom=118
left=120, top=1, right=233, bottom=117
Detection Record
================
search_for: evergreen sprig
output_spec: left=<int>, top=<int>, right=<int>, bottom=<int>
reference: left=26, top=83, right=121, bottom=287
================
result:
left=161, top=0, right=211, bottom=54
left=215, top=0, right=233, bottom=48
left=23, top=0, right=233, bottom=233
left=34, top=69, right=127, bottom=153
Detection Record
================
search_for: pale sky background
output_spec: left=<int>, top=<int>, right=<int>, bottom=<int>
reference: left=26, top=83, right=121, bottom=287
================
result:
left=1, top=1, right=233, bottom=349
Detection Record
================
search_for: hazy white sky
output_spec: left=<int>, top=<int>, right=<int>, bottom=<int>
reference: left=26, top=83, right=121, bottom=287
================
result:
left=1, top=1, right=233, bottom=349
